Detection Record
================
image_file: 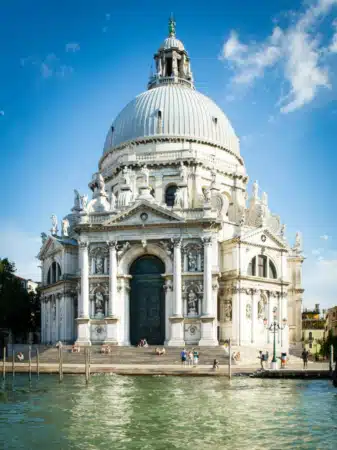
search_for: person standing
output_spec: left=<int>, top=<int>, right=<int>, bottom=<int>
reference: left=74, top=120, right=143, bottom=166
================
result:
left=181, top=348, right=187, bottom=366
left=302, top=349, right=309, bottom=369
left=193, top=348, right=199, bottom=366
left=187, top=350, right=193, bottom=366
left=258, top=350, right=264, bottom=370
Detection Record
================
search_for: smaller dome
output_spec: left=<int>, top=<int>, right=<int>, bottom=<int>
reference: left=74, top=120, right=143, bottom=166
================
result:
left=160, top=37, right=185, bottom=51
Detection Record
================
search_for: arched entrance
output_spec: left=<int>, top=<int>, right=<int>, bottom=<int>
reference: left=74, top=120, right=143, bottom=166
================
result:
left=129, top=255, right=165, bottom=345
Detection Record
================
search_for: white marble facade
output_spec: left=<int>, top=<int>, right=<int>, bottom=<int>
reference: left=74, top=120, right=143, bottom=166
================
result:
left=38, top=20, right=304, bottom=351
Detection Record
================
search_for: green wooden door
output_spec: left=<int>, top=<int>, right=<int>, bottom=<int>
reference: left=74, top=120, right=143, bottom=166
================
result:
left=130, top=256, right=165, bottom=345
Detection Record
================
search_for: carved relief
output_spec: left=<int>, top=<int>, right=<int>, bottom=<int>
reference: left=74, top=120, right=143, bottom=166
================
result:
left=223, top=299, right=232, bottom=322
left=164, top=278, right=173, bottom=291
left=246, top=304, right=252, bottom=320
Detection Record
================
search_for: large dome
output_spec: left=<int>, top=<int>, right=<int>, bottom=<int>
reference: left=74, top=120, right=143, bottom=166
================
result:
left=103, top=85, right=239, bottom=155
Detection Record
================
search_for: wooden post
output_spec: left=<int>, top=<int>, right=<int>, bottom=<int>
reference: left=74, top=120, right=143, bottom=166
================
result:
left=36, top=348, right=39, bottom=378
left=12, top=350, right=15, bottom=379
left=2, top=346, right=6, bottom=380
left=228, top=339, right=232, bottom=380
left=330, top=345, right=334, bottom=373
left=85, top=348, right=89, bottom=384
left=28, top=346, right=32, bottom=382
left=58, top=345, right=63, bottom=382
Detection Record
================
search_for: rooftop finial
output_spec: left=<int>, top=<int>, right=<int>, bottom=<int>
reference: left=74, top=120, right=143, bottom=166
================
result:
left=168, top=14, right=176, bottom=37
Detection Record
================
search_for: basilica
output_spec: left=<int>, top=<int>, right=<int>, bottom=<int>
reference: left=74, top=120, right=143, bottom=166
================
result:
left=38, top=19, right=304, bottom=352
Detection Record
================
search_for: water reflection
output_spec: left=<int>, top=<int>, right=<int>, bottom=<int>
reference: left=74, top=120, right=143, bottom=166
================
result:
left=0, top=375, right=336, bottom=449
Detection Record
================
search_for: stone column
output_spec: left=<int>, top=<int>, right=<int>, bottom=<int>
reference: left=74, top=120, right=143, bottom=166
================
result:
left=164, top=277, right=173, bottom=345
left=199, top=237, right=217, bottom=346
left=173, top=238, right=182, bottom=316
left=202, top=237, right=213, bottom=316
left=108, top=241, right=118, bottom=317
left=76, top=241, right=90, bottom=345
left=251, top=289, right=258, bottom=344
left=168, top=239, right=184, bottom=346
left=104, top=241, right=119, bottom=345
left=267, top=292, right=273, bottom=344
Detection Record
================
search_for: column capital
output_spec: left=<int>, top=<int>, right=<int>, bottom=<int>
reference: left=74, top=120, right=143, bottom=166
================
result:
left=172, top=238, right=182, bottom=248
left=202, top=236, right=212, bottom=246
left=79, top=240, right=88, bottom=249
left=107, top=240, right=118, bottom=249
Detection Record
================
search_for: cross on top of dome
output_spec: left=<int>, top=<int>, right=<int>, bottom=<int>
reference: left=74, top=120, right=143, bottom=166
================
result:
left=148, top=18, right=194, bottom=90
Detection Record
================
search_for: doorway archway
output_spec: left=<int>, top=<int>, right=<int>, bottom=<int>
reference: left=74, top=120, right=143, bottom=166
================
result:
left=129, top=255, right=165, bottom=346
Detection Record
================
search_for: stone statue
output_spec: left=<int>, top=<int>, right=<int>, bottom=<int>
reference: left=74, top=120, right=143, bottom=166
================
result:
left=141, top=164, right=150, bottom=186
left=50, top=214, right=58, bottom=235
left=122, top=166, right=131, bottom=185
left=280, top=224, right=286, bottom=238
left=262, top=191, right=268, bottom=206
left=223, top=300, right=232, bottom=322
left=187, top=252, right=198, bottom=271
left=179, top=161, right=187, bottom=183
left=252, top=180, right=259, bottom=198
left=95, top=291, right=104, bottom=314
left=73, top=190, right=81, bottom=210
left=52, top=300, right=56, bottom=320
left=294, top=232, right=302, bottom=251
left=110, top=191, right=116, bottom=211
left=41, top=232, right=48, bottom=245
left=187, top=290, right=198, bottom=315
left=61, top=218, right=70, bottom=237
left=203, top=187, right=211, bottom=203
left=95, top=257, right=104, bottom=274
left=174, top=187, right=184, bottom=208
left=80, top=194, right=88, bottom=210
left=97, top=173, right=105, bottom=194
left=258, top=300, right=264, bottom=319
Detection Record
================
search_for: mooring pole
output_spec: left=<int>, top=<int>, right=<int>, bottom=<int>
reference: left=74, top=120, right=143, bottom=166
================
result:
left=228, top=339, right=232, bottom=380
left=2, top=346, right=6, bottom=381
left=12, top=350, right=15, bottom=379
left=330, top=345, right=334, bottom=373
left=28, top=346, right=32, bottom=382
left=36, top=348, right=39, bottom=378
left=85, top=348, right=89, bottom=384
left=58, top=345, right=63, bottom=382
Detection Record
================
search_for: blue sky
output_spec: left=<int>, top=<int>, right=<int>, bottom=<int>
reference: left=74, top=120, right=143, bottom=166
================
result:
left=0, top=0, right=336, bottom=309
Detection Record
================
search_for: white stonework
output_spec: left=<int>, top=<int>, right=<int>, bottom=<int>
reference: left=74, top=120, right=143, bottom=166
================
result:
left=38, top=19, right=304, bottom=352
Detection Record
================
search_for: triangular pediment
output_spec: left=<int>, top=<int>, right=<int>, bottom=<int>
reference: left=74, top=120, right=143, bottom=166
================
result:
left=240, top=227, right=288, bottom=250
left=103, top=201, right=185, bottom=227
left=37, top=236, right=63, bottom=260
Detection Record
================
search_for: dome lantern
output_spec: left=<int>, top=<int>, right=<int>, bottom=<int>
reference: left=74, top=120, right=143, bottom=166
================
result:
left=148, top=17, right=194, bottom=90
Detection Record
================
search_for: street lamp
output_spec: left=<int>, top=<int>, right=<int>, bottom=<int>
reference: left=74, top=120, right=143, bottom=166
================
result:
left=263, top=307, right=287, bottom=370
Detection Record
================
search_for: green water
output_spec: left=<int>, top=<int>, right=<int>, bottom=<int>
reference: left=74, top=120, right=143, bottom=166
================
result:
left=0, top=375, right=337, bottom=449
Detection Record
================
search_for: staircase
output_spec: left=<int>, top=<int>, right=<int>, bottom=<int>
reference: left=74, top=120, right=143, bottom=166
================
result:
left=8, top=345, right=229, bottom=366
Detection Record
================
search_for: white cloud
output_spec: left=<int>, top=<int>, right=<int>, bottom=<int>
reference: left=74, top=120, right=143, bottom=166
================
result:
left=105, top=13, right=111, bottom=21
left=320, top=234, right=330, bottom=240
left=21, top=53, right=74, bottom=79
left=312, top=248, right=324, bottom=255
left=0, top=225, right=41, bottom=281
left=65, top=42, right=80, bottom=53
left=220, top=0, right=337, bottom=113
left=102, top=26, right=108, bottom=33
left=0, top=110, right=4, bottom=116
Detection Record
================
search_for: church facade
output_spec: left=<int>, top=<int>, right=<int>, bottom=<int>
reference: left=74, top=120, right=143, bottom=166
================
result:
left=38, top=20, right=304, bottom=351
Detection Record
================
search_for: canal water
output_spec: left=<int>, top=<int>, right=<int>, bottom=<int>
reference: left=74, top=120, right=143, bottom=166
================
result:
left=0, top=375, right=337, bottom=449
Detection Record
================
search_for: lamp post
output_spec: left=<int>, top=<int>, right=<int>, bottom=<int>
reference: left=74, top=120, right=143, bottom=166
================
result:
left=264, top=307, right=287, bottom=370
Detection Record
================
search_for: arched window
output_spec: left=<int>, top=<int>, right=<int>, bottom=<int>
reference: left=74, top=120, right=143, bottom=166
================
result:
left=247, top=255, right=277, bottom=279
left=47, top=261, right=62, bottom=285
left=165, top=185, right=177, bottom=207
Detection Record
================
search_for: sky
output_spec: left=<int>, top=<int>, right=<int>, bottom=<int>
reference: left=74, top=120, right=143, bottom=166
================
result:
left=0, top=0, right=336, bottom=310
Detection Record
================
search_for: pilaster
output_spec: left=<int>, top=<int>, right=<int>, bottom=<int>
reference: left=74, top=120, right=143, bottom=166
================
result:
left=167, top=238, right=184, bottom=346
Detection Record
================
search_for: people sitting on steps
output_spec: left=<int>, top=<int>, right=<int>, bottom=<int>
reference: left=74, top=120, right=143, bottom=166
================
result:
left=155, top=347, right=165, bottom=356
left=213, top=359, right=219, bottom=370
left=17, top=352, right=24, bottom=362
left=137, top=338, right=149, bottom=348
